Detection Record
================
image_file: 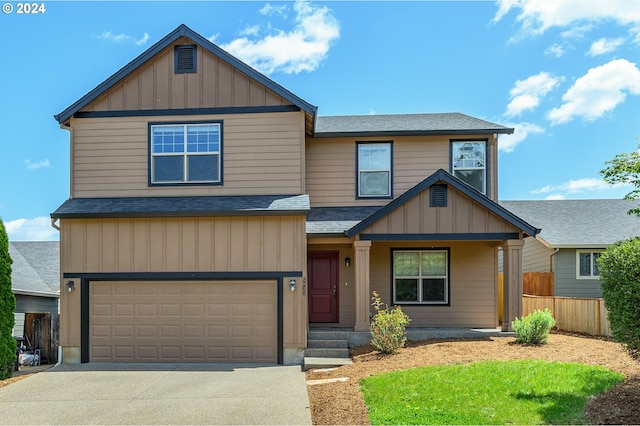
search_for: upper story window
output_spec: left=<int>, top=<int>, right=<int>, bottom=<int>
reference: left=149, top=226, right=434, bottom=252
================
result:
left=577, top=250, right=601, bottom=279
left=451, top=140, right=487, bottom=194
left=357, top=142, right=392, bottom=198
left=393, top=249, right=449, bottom=305
left=150, top=122, right=222, bottom=185
left=175, top=45, right=197, bottom=73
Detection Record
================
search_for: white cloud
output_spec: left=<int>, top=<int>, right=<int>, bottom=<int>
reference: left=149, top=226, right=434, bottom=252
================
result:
left=493, top=0, right=640, bottom=38
left=5, top=217, right=59, bottom=241
left=547, top=59, right=640, bottom=124
left=498, top=122, right=544, bottom=153
left=544, top=194, right=566, bottom=200
left=587, top=37, right=624, bottom=56
left=24, top=159, right=50, bottom=170
left=544, top=43, right=565, bottom=58
left=239, top=25, right=261, bottom=37
left=532, top=178, right=614, bottom=198
left=219, top=0, right=340, bottom=74
left=259, top=3, right=289, bottom=18
left=98, top=30, right=151, bottom=46
left=505, top=72, right=562, bottom=117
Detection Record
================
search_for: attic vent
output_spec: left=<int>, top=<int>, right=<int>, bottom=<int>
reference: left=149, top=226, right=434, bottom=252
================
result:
left=175, top=45, right=197, bottom=73
left=430, top=184, right=448, bottom=207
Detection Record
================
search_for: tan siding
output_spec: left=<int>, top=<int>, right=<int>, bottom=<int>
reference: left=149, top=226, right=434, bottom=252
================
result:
left=369, top=241, right=498, bottom=327
left=522, top=237, right=554, bottom=272
left=69, top=111, right=304, bottom=198
left=306, top=135, right=498, bottom=207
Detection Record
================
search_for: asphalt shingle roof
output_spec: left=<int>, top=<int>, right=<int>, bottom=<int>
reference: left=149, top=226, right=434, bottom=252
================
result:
left=51, top=195, right=310, bottom=218
left=306, top=206, right=381, bottom=235
left=9, top=242, right=60, bottom=296
left=314, top=113, right=514, bottom=137
left=499, top=199, right=640, bottom=247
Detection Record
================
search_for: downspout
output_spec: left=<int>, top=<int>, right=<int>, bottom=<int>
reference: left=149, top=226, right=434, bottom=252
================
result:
left=550, top=248, right=559, bottom=272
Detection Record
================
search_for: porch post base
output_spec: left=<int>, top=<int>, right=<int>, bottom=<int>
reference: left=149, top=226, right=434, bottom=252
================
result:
left=354, top=322, right=369, bottom=332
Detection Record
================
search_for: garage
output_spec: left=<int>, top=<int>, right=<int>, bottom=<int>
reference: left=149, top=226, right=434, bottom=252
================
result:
left=88, top=280, right=277, bottom=363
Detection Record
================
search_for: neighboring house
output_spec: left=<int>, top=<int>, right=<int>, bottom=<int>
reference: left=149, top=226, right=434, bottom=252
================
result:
left=499, top=199, right=640, bottom=298
left=51, top=24, right=538, bottom=365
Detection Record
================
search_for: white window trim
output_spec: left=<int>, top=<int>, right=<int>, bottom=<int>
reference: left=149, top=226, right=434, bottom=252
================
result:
left=576, top=250, right=602, bottom=280
left=451, top=140, right=487, bottom=195
left=393, top=249, right=449, bottom=305
left=357, top=142, right=392, bottom=198
left=151, top=123, right=221, bottom=184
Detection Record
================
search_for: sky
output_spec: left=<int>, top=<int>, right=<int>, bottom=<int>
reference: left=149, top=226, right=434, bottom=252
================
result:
left=1, top=0, right=640, bottom=241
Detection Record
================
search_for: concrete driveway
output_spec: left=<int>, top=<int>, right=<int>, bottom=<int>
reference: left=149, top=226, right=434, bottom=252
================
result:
left=0, top=363, right=311, bottom=425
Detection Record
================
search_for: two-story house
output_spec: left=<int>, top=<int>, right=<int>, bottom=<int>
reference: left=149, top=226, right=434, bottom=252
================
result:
left=52, top=25, right=538, bottom=365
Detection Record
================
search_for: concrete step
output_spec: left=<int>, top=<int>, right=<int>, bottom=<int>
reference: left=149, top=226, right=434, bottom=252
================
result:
left=304, top=347, right=350, bottom=358
left=303, top=356, right=352, bottom=371
left=306, top=339, right=348, bottom=349
left=307, top=330, right=353, bottom=341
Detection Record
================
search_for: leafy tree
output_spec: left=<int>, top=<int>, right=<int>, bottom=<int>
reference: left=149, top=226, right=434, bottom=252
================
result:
left=0, top=218, right=16, bottom=379
left=600, top=144, right=640, bottom=216
left=597, top=238, right=640, bottom=359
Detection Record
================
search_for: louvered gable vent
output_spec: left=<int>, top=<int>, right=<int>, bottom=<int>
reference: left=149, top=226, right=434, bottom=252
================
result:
left=175, top=45, right=197, bottom=73
left=430, top=184, right=448, bottom=207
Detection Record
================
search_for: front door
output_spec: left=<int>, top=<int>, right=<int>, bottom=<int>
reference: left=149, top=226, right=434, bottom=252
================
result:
left=308, top=251, right=339, bottom=323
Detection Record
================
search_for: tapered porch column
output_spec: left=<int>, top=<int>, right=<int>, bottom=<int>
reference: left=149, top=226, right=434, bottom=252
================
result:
left=501, top=239, right=525, bottom=331
left=353, top=240, right=372, bottom=331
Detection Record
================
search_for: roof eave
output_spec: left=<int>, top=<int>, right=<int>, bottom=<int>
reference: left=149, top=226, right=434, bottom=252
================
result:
left=313, top=128, right=514, bottom=138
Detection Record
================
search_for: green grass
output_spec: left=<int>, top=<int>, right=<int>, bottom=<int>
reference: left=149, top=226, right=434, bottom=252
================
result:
left=360, top=360, right=624, bottom=425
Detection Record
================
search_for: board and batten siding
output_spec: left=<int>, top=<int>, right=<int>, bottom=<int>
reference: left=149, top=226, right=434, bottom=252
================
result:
left=59, top=216, right=307, bottom=349
left=554, top=249, right=603, bottom=298
left=305, top=135, right=498, bottom=207
left=68, top=111, right=305, bottom=198
left=370, top=241, right=498, bottom=327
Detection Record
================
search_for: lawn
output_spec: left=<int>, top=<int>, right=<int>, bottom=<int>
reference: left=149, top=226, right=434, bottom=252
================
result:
left=360, top=360, right=624, bottom=425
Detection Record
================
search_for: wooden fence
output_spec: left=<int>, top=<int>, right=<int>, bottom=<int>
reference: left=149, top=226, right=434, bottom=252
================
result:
left=498, top=272, right=554, bottom=321
left=522, top=295, right=612, bottom=337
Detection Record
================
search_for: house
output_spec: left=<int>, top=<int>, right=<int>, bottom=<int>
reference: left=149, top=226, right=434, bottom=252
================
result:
left=499, top=199, right=640, bottom=298
left=51, top=24, right=538, bottom=365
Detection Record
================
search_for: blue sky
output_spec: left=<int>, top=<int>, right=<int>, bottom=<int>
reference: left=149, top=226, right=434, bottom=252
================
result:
left=1, top=0, right=640, bottom=241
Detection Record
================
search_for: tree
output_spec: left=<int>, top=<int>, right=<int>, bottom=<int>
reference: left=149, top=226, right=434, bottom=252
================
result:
left=600, top=144, right=640, bottom=216
left=0, top=217, right=16, bottom=379
left=597, top=238, right=640, bottom=359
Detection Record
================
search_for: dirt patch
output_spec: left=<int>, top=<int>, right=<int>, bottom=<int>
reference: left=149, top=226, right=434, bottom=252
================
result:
left=306, top=332, right=640, bottom=425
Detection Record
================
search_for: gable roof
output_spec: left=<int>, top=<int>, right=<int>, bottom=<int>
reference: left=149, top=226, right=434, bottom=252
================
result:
left=9, top=242, right=60, bottom=297
left=346, top=169, right=539, bottom=238
left=499, top=199, right=640, bottom=248
left=54, top=24, right=317, bottom=125
left=314, top=113, right=514, bottom=137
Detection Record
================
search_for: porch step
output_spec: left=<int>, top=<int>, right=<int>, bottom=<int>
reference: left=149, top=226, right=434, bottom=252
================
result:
left=304, top=357, right=352, bottom=371
left=304, top=329, right=353, bottom=371
left=307, top=339, right=348, bottom=349
left=304, top=347, right=350, bottom=358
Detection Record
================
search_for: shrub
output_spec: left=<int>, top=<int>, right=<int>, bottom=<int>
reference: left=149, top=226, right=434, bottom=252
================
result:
left=511, top=309, right=555, bottom=345
left=597, top=238, right=640, bottom=359
left=369, top=291, right=411, bottom=354
left=0, top=218, right=16, bottom=379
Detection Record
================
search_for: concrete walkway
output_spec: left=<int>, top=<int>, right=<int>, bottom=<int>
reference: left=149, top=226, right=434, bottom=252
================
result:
left=0, top=363, right=311, bottom=425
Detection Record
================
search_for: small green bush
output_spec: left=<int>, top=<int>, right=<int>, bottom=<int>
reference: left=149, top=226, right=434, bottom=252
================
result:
left=369, top=291, right=411, bottom=354
left=511, top=309, right=556, bottom=345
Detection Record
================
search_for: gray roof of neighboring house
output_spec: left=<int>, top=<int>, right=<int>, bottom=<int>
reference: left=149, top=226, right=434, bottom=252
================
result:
left=499, top=199, right=640, bottom=248
left=314, top=113, right=514, bottom=137
left=9, top=242, right=60, bottom=297
left=51, top=195, right=310, bottom=218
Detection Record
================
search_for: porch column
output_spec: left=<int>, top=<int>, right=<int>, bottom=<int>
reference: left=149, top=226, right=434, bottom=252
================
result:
left=501, top=239, right=525, bottom=331
left=353, top=240, right=372, bottom=332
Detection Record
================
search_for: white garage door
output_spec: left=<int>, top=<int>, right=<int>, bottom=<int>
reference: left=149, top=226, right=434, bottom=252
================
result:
left=89, top=280, right=277, bottom=363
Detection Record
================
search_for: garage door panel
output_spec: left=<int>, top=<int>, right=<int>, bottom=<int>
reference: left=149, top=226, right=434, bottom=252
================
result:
left=90, top=280, right=277, bottom=362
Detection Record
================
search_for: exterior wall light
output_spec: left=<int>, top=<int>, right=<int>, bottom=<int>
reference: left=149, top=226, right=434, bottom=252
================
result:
left=345, top=257, right=351, bottom=267
left=66, top=280, right=75, bottom=293
left=289, top=279, right=296, bottom=292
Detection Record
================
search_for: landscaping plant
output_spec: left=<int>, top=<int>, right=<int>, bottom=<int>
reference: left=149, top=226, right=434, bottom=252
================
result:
left=511, top=309, right=555, bottom=345
left=597, top=237, right=640, bottom=359
left=0, top=218, right=16, bottom=379
left=369, top=291, right=411, bottom=354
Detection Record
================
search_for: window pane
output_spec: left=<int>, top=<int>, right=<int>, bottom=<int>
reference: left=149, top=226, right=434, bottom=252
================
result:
left=359, top=144, right=390, bottom=170
left=454, top=169, right=484, bottom=193
left=395, top=252, right=419, bottom=276
left=395, top=279, right=418, bottom=302
left=188, top=155, right=219, bottom=182
left=153, top=156, right=183, bottom=182
left=422, top=279, right=446, bottom=302
left=579, top=253, right=591, bottom=276
left=592, top=253, right=601, bottom=276
left=187, top=124, right=220, bottom=153
left=422, top=252, right=446, bottom=276
left=153, top=126, right=184, bottom=153
left=452, top=142, right=485, bottom=168
left=360, top=171, right=389, bottom=196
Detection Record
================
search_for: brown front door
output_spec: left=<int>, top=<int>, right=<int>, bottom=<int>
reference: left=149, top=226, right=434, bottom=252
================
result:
left=308, top=251, right=339, bottom=323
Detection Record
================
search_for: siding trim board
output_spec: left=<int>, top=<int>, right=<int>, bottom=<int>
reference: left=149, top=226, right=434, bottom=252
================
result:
left=73, top=105, right=301, bottom=119
left=361, top=233, right=521, bottom=241
left=74, top=271, right=301, bottom=364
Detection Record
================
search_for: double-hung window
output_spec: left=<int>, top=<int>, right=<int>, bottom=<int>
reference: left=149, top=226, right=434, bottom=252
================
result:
left=150, top=122, right=222, bottom=185
left=357, top=142, right=392, bottom=198
left=393, top=249, right=449, bottom=304
left=577, top=250, right=601, bottom=279
left=451, top=140, right=487, bottom=194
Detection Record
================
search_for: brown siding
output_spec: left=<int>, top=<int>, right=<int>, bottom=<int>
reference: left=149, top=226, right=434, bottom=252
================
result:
left=370, top=241, right=498, bottom=327
left=69, top=111, right=305, bottom=198
left=306, top=135, right=499, bottom=207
